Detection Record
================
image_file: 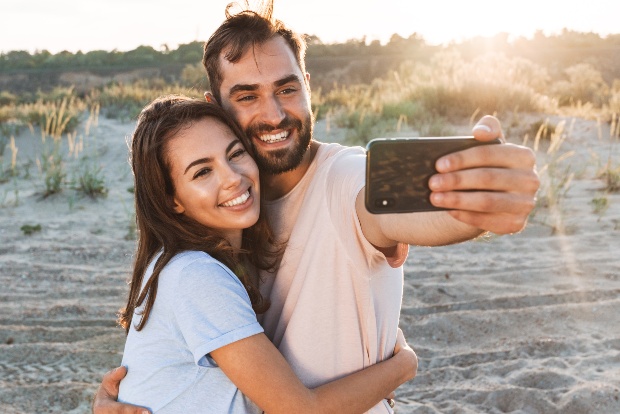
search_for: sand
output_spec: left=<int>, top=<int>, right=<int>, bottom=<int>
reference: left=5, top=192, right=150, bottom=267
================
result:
left=0, top=114, right=618, bottom=413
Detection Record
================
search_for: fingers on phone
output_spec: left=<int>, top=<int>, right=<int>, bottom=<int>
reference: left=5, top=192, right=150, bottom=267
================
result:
left=432, top=189, right=535, bottom=212
left=437, top=143, right=535, bottom=172
left=430, top=168, right=539, bottom=194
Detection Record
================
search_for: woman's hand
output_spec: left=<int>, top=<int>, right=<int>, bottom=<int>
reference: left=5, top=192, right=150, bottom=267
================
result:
left=92, top=366, right=150, bottom=414
left=392, top=328, right=418, bottom=382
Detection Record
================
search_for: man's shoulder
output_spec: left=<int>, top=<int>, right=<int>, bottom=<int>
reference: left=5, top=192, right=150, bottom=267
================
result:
left=317, top=142, right=365, bottom=159
left=314, top=142, right=366, bottom=172
left=304, top=143, right=366, bottom=200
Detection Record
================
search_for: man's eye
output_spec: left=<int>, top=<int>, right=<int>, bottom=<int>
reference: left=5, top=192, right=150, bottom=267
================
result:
left=237, top=95, right=256, bottom=102
left=279, top=87, right=296, bottom=95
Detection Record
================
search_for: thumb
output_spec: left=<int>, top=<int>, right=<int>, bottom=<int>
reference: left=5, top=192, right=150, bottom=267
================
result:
left=472, top=115, right=504, bottom=142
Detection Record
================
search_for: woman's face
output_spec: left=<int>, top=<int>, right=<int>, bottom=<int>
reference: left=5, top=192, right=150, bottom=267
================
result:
left=167, top=116, right=260, bottom=247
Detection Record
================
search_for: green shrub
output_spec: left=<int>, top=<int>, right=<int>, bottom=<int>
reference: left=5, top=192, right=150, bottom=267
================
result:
left=21, top=224, right=42, bottom=235
left=72, top=159, right=108, bottom=199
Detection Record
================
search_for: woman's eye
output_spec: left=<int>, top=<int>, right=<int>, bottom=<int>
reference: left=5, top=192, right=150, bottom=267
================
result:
left=230, top=149, right=246, bottom=159
left=193, top=168, right=211, bottom=179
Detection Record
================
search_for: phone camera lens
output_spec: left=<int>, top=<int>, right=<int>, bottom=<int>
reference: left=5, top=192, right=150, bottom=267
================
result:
left=375, top=198, right=395, bottom=208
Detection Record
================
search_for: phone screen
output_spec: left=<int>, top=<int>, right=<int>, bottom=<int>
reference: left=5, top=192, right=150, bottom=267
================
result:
left=365, top=136, right=501, bottom=214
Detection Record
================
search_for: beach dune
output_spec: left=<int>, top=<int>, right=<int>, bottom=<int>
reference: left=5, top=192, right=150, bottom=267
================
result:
left=0, top=116, right=619, bottom=413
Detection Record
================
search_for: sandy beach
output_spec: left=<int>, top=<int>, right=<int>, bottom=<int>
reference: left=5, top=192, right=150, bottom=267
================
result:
left=0, top=114, right=618, bottom=413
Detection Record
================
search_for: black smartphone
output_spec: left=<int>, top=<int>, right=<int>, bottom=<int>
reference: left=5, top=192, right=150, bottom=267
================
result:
left=365, top=136, right=501, bottom=214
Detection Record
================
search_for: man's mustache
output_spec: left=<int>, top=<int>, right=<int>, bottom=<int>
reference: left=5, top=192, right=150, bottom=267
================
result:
left=246, top=116, right=303, bottom=136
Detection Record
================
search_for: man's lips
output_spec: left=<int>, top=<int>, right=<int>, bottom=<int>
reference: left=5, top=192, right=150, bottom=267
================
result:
left=257, top=130, right=290, bottom=144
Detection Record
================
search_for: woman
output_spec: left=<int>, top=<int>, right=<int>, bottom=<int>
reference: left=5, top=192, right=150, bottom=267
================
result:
left=117, top=95, right=417, bottom=413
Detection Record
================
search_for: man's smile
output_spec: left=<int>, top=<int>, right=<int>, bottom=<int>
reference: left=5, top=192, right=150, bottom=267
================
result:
left=258, top=130, right=290, bottom=144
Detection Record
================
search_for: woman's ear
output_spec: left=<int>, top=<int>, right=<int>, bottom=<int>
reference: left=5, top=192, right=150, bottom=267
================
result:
left=172, top=198, right=185, bottom=214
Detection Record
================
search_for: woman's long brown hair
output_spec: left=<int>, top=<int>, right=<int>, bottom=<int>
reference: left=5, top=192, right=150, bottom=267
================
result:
left=118, top=95, right=278, bottom=334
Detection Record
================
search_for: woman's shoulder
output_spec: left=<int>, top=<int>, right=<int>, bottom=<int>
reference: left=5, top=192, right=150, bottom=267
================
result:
left=166, top=250, right=218, bottom=268
left=157, top=251, right=252, bottom=311
left=161, top=251, right=239, bottom=288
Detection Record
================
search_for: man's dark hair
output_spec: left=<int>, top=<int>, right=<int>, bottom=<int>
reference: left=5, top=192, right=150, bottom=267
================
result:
left=203, top=0, right=308, bottom=104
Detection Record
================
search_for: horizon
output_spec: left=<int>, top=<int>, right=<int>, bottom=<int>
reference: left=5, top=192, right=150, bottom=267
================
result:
left=1, top=0, right=619, bottom=54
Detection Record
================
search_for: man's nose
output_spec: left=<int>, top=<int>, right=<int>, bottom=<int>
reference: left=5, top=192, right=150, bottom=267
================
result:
left=260, top=95, right=286, bottom=127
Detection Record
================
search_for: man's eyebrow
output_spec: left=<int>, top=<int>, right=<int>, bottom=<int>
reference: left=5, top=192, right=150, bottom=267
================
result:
left=274, top=74, right=303, bottom=87
left=228, top=83, right=259, bottom=97
left=183, top=139, right=241, bottom=175
left=228, top=74, right=303, bottom=97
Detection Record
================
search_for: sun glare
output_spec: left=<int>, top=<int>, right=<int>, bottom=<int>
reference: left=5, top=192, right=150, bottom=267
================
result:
left=1, top=0, right=618, bottom=53
left=279, top=0, right=620, bottom=46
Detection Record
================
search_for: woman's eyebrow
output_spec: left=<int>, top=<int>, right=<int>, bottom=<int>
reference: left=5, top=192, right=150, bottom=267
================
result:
left=184, top=157, right=212, bottom=174
left=183, top=139, right=241, bottom=175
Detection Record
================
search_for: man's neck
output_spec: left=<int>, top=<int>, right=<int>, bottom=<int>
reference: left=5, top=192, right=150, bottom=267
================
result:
left=261, top=141, right=320, bottom=201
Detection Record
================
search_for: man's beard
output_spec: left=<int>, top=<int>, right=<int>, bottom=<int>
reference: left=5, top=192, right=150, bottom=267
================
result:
left=245, top=112, right=314, bottom=175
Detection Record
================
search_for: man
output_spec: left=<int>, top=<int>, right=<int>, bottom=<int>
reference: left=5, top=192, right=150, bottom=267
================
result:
left=94, top=2, right=538, bottom=413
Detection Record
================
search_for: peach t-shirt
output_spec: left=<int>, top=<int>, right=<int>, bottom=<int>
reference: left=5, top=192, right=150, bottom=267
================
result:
left=259, top=143, right=408, bottom=414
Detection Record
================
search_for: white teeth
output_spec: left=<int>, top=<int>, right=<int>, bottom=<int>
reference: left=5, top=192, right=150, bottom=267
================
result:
left=220, top=190, right=250, bottom=207
left=258, top=131, right=289, bottom=143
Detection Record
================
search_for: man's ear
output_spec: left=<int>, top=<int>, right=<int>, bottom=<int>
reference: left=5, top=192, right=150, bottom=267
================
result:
left=305, top=72, right=311, bottom=83
left=204, top=92, right=216, bottom=103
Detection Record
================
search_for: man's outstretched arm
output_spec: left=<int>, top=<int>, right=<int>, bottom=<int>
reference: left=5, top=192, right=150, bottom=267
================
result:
left=92, top=366, right=150, bottom=414
left=357, top=116, right=539, bottom=248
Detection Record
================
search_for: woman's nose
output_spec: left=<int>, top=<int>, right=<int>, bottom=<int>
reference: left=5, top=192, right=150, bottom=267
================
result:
left=220, top=164, right=243, bottom=189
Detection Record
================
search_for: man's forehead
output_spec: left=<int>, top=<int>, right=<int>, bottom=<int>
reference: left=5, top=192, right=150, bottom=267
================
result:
left=218, top=37, right=300, bottom=85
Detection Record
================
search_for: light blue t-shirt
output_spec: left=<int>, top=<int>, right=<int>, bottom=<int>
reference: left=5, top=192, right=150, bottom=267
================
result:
left=118, top=251, right=263, bottom=413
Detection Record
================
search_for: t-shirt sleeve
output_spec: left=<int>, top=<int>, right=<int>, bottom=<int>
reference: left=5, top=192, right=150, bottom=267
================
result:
left=325, top=147, right=408, bottom=268
left=170, top=258, right=263, bottom=367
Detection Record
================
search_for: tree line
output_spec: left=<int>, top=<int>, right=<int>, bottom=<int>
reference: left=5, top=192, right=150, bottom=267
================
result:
left=2, top=29, right=618, bottom=72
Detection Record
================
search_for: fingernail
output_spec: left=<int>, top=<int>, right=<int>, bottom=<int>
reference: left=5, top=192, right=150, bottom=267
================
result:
left=437, top=158, right=450, bottom=171
left=430, top=193, right=444, bottom=205
left=473, top=124, right=492, bottom=133
left=428, top=176, right=440, bottom=190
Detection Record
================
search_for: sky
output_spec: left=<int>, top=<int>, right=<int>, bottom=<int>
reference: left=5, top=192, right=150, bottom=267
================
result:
left=1, top=0, right=619, bottom=54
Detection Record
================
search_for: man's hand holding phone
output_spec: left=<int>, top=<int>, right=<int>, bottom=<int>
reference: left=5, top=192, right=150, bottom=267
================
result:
left=365, top=116, right=539, bottom=236
left=430, top=116, right=538, bottom=235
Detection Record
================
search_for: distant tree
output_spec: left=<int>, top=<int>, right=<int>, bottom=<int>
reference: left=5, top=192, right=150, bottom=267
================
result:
left=81, top=50, right=109, bottom=67
left=124, top=45, right=160, bottom=65
left=45, top=51, right=76, bottom=68
left=1, top=50, right=34, bottom=69
left=32, top=50, right=52, bottom=66
left=169, top=41, right=203, bottom=63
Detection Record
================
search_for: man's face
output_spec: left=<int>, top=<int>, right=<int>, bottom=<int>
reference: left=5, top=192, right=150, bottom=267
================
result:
left=217, top=36, right=313, bottom=175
